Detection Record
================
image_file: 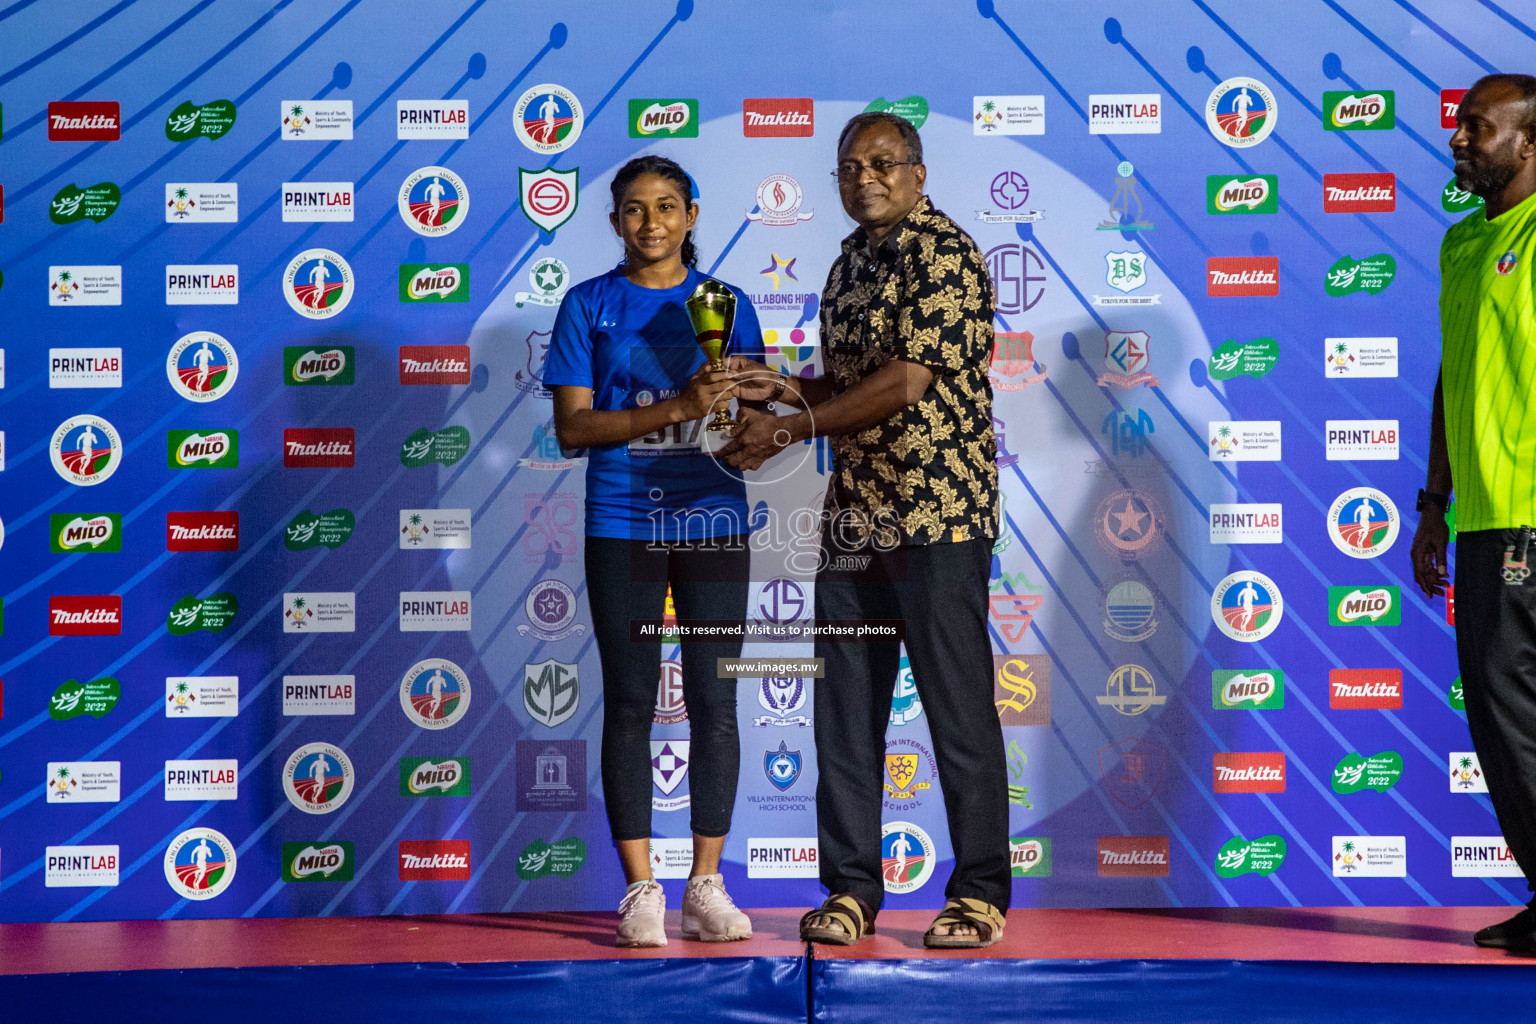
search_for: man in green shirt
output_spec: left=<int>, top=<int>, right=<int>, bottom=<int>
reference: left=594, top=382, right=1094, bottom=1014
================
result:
left=1414, top=73, right=1536, bottom=950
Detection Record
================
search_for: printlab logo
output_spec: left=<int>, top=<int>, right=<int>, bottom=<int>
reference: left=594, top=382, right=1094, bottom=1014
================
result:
left=166, top=99, right=236, bottom=141
left=1452, top=837, right=1522, bottom=878
left=396, top=99, right=468, bottom=139
left=398, top=591, right=471, bottom=632
left=397, top=166, right=467, bottom=236
left=166, top=183, right=238, bottom=222
left=282, top=675, right=355, bottom=716
left=164, top=759, right=237, bottom=800
left=516, top=84, right=583, bottom=152
left=282, top=181, right=354, bottom=222
left=629, top=98, right=698, bottom=137
left=1326, top=420, right=1399, bottom=460
left=1088, top=93, right=1160, bottom=134
left=46, top=845, right=121, bottom=887
left=524, top=659, right=579, bottom=727
left=165, top=264, right=238, bottom=304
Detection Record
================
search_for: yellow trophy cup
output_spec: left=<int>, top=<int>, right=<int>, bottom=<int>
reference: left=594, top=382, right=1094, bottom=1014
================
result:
left=684, top=278, right=738, bottom=432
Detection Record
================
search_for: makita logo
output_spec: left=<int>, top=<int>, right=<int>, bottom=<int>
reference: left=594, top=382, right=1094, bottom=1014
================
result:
left=48, top=102, right=121, bottom=140
left=1330, top=668, right=1403, bottom=708
left=399, top=345, right=471, bottom=385
left=1323, top=173, right=1396, bottom=213
left=398, top=839, right=472, bottom=879
left=1207, top=257, right=1279, bottom=296
left=283, top=428, right=356, bottom=467
left=166, top=511, right=239, bottom=551
left=1097, top=835, right=1170, bottom=876
left=1213, top=752, right=1286, bottom=792
left=49, top=596, right=123, bottom=635
left=743, top=98, right=814, bottom=137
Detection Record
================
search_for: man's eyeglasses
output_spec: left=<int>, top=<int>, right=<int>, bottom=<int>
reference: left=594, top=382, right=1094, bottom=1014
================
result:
left=831, top=159, right=918, bottom=182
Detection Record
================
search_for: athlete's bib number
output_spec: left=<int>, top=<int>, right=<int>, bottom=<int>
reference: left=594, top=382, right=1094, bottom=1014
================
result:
left=629, top=418, right=704, bottom=458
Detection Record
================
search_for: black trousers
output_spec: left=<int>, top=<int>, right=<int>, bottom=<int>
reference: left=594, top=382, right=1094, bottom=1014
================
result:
left=812, top=535, right=1012, bottom=914
left=585, top=536, right=747, bottom=841
left=1456, top=528, right=1536, bottom=895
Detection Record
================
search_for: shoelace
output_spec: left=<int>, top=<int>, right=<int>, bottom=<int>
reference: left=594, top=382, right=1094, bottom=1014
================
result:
left=688, top=878, right=736, bottom=912
left=618, top=882, right=662, bottom=917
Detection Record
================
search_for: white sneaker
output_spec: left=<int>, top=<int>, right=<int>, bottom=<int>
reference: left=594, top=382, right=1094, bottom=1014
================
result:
left=616, top=880, right=667, bottom=948
left=681, top=873, right=752, bottom=941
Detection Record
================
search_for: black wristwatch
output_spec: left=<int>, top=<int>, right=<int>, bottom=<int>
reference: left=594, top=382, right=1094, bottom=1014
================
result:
left=1416, top=488, right=1449, bottom=512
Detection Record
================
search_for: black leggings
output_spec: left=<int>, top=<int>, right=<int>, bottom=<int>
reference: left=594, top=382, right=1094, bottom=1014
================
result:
left=585, top=535, right=747, bottom=841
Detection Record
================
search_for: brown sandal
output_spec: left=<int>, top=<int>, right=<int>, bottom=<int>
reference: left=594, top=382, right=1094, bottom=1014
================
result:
left=799, top=893, right=875, bottom=945
left=923, top=898, right=1006, bottom=949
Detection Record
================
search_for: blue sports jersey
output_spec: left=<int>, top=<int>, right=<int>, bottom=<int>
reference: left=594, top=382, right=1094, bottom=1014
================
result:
left=545, top=265, right=765, bottom=541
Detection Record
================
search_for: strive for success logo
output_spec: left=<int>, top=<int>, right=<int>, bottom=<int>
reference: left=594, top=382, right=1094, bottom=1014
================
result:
left=51, top=415, right=121, bottom=485
left=283, top=248, right=353, bottom=318
left=1211, top=571, right=1283, bottom=642
left=397, top=166, right=467, bottom=236
left=166, top=332, right=238, bottom=401
left=1206, top=77, right=1276, bottom=147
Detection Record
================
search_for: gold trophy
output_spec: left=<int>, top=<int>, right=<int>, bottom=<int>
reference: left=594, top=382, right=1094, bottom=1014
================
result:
left=685, top=278, right=737, bottom=431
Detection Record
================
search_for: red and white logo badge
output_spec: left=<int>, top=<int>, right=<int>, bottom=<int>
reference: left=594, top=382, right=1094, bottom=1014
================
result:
left=50, top=595, right=122, bottom=636
left=743, top=98, right=814, bottom=138
left=283, top=428, right=355, bottom=468
left=48, top=101, right=121, bottom=141
left=1097, top=835, right=1170, bottom=876
left=1207, top=257, right=1279, bottom=296
left=1329, top=668, right=1403, bottom=709
left=1323, top=173, right=1396, bottom=213
left=399, top=345, right=471, bottom=385
left=398, top=839, right=471, bottom=880
left=1442, top=88, right=1467, bottom=129
left=1212, top=752, right=1286, bottom=793
left=166, top=511, right=239, bottom=551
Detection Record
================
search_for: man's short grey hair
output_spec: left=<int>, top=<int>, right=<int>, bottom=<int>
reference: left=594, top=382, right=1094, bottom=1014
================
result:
left=836, top=111, right=923, bottom=165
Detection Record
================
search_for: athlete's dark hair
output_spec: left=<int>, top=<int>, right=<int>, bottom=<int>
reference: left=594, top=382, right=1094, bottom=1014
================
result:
left=1470, top=73, right=1536, bottom=139
left=609, top=155, right=699, bottom=268
left=835, top=110, right=923, bottom=165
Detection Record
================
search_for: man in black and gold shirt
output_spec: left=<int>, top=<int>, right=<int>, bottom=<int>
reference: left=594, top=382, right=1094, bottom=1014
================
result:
left=724, top=111, right=1010, bottom=948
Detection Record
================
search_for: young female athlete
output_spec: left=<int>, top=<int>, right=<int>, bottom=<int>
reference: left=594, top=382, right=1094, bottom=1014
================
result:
left=546, top=155, right=764, bottom=947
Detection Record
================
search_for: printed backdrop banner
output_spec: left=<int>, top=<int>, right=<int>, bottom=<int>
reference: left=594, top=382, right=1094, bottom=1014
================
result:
left=0, top=0, right=1520, bottom=921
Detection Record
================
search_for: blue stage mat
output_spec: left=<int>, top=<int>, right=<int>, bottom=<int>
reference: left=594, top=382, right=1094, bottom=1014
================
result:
left=812, top=958, right=1536, bottom=1024
left=0, top=957, right=808, bottom=1024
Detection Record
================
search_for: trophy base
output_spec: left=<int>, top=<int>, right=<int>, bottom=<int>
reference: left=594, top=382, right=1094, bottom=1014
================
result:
left=698, top=425, right=733, bottom=459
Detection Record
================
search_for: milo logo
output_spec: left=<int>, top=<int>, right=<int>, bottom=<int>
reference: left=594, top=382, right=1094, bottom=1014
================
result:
left=51, top=513, right=122, bottom=553
left=165, top=99, right=237, bottom=142
left=1211, top=669, right=1284, bottom=709
left=1324, top=90, right=1394, bottom=130
left=1009, top=836, right=1052, bottom=877
left=1207, top=337, right=1278, bottom=381
left=284, top=509, right=355, bottom=551
left=1332, top=751, right=1403, bottom=794
left=1206, top=174, right=1278, bottom=214
left=168, top=429, right=239, bottom=468
left=1215, top=834, right=1286, bottom=877
left=50, top=677, right=121, bottom=720
left=283, top=345, right=355, bottom=385
left=281, top=841, right=354, bottom=882
left=516, top=838, right=587, bottom=880
left=1329, top=585, right=1400, bottom=626
left=1325, top=254, right=1396, bottom=296
left=50, top=182, right=121, bottom=224
left=166, top=592, right=239, bottom=635
left=399, top=756, right=471, bottom=796
left=401, top=426, right=471, bottom=468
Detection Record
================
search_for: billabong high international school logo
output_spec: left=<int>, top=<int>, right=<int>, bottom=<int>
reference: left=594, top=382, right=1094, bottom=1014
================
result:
left=164, top=827, right=236, bottom=900
left=881, top=821, right=935, bottom=893
left=515, top=84, right=582, bottom=153
left=283, top=248, right=353, bottom=318
left=1206, top=77, right=1276, bottom=147
left=1212, top=571, right=1283, bottom=642
left=520, top=167, right=578, bottom=233
left=166, top=331, right=238, bottom=401
left=399, top=658, right=471, bottom=729
left=51, top=415, right=121, bottom=485
left=397, top=166, right=467, bottom=237
left=1328, top=487, right=1399, bottom=558
left=283, top=741, right=355, bottom=813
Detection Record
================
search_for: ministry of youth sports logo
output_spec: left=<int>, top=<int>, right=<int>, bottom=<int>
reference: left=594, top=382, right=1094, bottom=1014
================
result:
left=397, top=166, right=467, bottom=237
left=399, top=658, right=472, bottom=729
left=1211, top=571, right=1283, bottom=642
left=283, top=741, right=355, bottom=813
left=163, top=827, right=237, bottom=900
left=1206, top=77, right=1277, bottom=148
left=515, top=84, right=582, bottom=153
left=166, top=331, right=238, bottom=401
left=881, top=821, right=936, bottom=894
left=51, top=414, right=122, bottom=486
left=1328, top=487, right=1399, bottom=559
left=283, top=248, right=354, bottom=318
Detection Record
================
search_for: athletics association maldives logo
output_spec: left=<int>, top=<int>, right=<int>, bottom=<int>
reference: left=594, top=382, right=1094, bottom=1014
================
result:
left=399, top=658, right=472, bottom=729
left=283, top=248, right=353, bottom=318
left=397, top=166, right=467, bottom=237
left=1212, top=571, right=1283, bottom=642
left=51, top=415, right=122, bottom=485
left=164, top=827, right=236, bottom=900
left=520, top=167, right=578, bottom=233
left=515, top=84, right=582, bottom=153
left=166, top=331, right=238, bottom=401
left=283, top=741, right=355, bottom=813
left=1206, top=77, right=1276, bottom=147
left=1328, top=487, right=1399, bottom=558
left=1498, top=250, right=1518, bottom=276
left=881, top=821, right=935, bottom=894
